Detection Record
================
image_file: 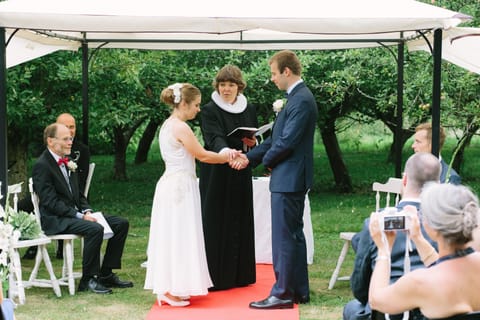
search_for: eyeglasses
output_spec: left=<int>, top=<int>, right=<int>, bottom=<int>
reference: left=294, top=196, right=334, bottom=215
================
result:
left=55, top=136, right=73, bottom=142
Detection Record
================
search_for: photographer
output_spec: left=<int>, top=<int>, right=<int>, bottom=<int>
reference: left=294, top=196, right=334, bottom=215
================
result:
left=343, top=152, right=441, bottom=320
left=369, top=183, right=480, bottom=319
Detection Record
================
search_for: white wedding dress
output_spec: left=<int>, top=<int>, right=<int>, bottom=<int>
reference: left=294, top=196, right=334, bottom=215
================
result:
left=144, top=118, right=212, bottom=297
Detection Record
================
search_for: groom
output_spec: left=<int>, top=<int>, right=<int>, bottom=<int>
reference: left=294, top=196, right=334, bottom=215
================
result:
left=32, top=122, right=133, bottom=294
left=236, top=50, right=318, bottom=309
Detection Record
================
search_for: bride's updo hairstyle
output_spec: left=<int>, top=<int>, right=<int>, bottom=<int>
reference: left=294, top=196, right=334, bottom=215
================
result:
left=421, top=182, right=479, bottom=245
left=160, top=83, right=201, bottom=108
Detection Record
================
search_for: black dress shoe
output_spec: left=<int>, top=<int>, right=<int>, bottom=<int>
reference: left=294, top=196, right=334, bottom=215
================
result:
left=98, top=273, right=133, bottom=288
left=249, top=296, right=294, bottom=309
left=294, top=295, right=310, bottom=304
left=78, top=277, right=113, bottom=294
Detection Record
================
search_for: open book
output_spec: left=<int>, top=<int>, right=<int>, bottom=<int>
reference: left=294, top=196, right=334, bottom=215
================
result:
left=90, top=211, right=114, bottom=239
left=227, top=122, right=273, bottom=139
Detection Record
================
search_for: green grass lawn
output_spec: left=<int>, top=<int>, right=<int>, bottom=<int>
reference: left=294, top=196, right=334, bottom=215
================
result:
left=13, top=133, right=480, bottom=320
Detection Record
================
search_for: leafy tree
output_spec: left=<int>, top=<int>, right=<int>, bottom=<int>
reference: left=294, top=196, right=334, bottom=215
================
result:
left=135, top=50, right=278, bottom=164
left=87, top=49, right=150, bottom=180
left=6, top=51, right=82, bottom=189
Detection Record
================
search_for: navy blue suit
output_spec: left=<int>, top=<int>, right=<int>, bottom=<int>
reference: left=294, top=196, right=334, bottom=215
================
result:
left=247, top=81, right=318, bottom=301
left=344, top=201, right=437, bottom=320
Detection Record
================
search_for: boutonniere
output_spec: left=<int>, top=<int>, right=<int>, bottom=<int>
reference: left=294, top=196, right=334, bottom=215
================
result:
left=67, top=160, right=78, bottom=172
left=272, top=98, right=286, bottom=116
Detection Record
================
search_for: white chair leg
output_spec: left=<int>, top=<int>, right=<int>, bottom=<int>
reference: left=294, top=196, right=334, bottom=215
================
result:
left=28, top=247, right=43, bottom=286
left=39, top=245, right=62, bottom=297
left=64, top=240, right=76, bottom=295
left=328, top=239, right=351, bottom=290
left=9, top=248, right=25, bottom=305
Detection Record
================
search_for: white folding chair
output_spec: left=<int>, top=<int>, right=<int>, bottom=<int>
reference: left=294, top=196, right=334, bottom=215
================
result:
left=372, top=177, right=403, bottom=211
left=6, top=182, right=22, bottom=212
left=7, top=182, right=61, bottom=304
left=29, top=178, right=82, bottom=295
left=328, top=177, right=402, bottom=290
left=83, top=163, right=95, bottom=198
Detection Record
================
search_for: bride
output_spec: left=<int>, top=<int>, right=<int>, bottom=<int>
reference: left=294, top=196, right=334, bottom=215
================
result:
left=144, top=83, right=241, bottom=307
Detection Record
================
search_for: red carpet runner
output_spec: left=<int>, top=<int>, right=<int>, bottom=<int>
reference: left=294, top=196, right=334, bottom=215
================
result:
left=146, top=264, right=299, bottom=320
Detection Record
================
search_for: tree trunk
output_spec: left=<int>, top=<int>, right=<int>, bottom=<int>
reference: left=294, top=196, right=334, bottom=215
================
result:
left=113, top=127, right=128, bottom=180
left=111, top=118, right=147, bottom=180
left=319, top=122, right=352, bottom=193
left=7, top=130, right=29, bottom=198
left=134, top=119, right=160, bottom=164
left=386, top=125, right=414, bottom=165
left=452, top=122, right=479, bottom=173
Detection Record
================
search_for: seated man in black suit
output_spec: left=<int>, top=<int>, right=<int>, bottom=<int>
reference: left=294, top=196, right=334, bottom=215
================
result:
left=32, top=122, right=133, bottom=294
left=23, top=112, right=91, bottom=259
left=343, top=152, right=441, bottom=320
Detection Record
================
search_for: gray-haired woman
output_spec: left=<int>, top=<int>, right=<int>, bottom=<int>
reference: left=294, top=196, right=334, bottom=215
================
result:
left=369, top=183, right=480, bottom=319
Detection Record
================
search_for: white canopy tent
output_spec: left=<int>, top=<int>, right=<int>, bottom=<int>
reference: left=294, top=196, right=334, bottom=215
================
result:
left=3, top=0, right=479, bottom=73
left=0, top=0, right=471, bottom=51
left=5, top=29, right=77, bottom=68
left=0, top=0, right=473, bottom=198
left=409, top=27, right=480, bottom=75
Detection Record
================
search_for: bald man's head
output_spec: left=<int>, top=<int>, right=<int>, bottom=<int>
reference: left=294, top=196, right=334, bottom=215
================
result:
left=56, top=113, right=76, bottom=139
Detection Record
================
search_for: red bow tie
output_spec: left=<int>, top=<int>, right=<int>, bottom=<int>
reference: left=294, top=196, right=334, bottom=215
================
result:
left=57, top=157, right=69, bottom=166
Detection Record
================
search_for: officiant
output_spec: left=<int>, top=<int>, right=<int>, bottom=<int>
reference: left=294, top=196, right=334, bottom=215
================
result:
left=32, top=122, right=133, bottom=294
left=199, top=64, right=257, bottom=291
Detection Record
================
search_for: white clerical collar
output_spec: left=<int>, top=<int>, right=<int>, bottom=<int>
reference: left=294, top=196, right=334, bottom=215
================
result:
left=211, top=91, right=247, bottom=114
left=286, top=79, right=303, bottom=95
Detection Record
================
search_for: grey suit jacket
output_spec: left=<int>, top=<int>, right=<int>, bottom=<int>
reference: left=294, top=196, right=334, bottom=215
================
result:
left=247, top=82, right=318, bottom=193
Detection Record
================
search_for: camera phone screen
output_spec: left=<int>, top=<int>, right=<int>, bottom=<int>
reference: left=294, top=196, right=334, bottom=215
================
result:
left=384, top=216, right=405, bottom=230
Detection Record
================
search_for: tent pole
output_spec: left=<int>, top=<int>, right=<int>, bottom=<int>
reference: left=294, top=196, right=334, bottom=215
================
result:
left=431, top=29, right=442, bottom=157
left=0, top=28, right=7, bottom=205
left=395, top=41, right=404, bottom=178
left=82, top=41, right=89, bottom=145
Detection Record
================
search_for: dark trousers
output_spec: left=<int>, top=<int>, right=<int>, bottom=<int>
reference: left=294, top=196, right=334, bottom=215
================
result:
left=269, top=191, right=309, bottom=300
left=57, top=215, right=129, bottom=280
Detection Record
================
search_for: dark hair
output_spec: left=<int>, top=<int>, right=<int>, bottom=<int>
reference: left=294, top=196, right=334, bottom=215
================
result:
left=212, top=65, right=247, bottom=93
left=269, top=50, right=302, bottom=76
left=160, top=83, right=201, bottom=109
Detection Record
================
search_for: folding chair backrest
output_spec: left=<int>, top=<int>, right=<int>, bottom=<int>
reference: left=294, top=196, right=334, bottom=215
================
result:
left=372, top=177, right=403, bottom=211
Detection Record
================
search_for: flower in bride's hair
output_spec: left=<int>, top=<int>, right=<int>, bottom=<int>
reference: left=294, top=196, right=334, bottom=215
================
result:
left=168, top=83, right=183, bottom=104
left=272, top=98, right=286, bottom=115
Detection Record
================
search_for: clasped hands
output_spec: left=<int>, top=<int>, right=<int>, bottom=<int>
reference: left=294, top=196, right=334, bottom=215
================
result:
left=221, top=148, right=249, bottom=170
